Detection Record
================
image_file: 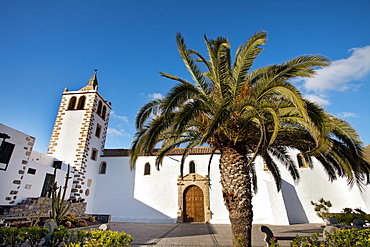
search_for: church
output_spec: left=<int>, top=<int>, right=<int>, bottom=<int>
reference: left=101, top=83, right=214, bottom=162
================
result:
left=1, top=72, right=370, bottom=225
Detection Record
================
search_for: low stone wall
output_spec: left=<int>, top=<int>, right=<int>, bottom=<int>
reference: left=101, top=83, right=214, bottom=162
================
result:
left=1, top=197, right=86, bottom=218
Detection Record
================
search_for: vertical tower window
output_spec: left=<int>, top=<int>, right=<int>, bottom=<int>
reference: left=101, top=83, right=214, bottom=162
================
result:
left=95, top=124, right=102, bottom=138
left=99, top=162, right=107, bottom=174
left=68, top=97, right=77, bottom=110
left=91, top=148, right=98, bottom=161
left=77, top=96, right=86, bottom=110
left=102, top=106, right=107, bottom=120
left=144, top=163, right=151, bottom=175
left=97, top=101, right=102, bottom=116
left=189, top=161, right=196, bottom=174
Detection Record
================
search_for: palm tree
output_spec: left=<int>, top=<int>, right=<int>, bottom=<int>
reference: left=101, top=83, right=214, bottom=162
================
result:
left=130, top=31, right=370, bottom=247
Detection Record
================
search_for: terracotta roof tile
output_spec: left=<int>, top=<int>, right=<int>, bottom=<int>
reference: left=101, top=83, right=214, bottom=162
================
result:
left=102, top=147, right=219, bottom=157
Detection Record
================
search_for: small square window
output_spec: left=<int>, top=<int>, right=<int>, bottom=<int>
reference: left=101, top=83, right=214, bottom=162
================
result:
left=27, top=168, right=36, bottom=175
left=53, top=161, right=62, bottom=169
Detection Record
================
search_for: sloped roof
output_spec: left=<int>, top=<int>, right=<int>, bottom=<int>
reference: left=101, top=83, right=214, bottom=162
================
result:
left=102, top=147, right=219, bottom=157
left=79, top=70, right=98, bottom=91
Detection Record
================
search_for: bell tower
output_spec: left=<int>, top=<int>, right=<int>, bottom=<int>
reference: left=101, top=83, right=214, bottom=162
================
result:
left=47, top=70, right=111, bottom=212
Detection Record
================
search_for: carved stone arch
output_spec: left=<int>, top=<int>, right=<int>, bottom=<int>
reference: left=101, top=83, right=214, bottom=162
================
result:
left=177, top=173, right=211, bottom=223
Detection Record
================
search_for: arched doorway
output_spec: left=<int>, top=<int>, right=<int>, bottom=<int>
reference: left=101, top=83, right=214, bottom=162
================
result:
left=183, top=185, right=204, bottom=222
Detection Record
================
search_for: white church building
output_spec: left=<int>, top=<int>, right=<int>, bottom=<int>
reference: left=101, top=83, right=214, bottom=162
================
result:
left=1, top=73, right=370, bottom=225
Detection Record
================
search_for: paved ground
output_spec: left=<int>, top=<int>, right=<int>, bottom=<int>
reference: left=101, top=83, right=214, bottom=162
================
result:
left=109, top=222, right=324, bottom=247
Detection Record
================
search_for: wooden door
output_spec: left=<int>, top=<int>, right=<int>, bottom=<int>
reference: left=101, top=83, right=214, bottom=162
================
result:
left=183, top=185, right=204, bottom=222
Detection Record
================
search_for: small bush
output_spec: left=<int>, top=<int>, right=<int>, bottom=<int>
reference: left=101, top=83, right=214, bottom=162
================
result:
left=49, top=225, right=70, bottom=247
left=68, top=229, right=91, bottom=244
left=24, top=226, right=49, bottom=247
left=75, top=219, right=88, bottom=227
left=65, top=213, right=77, bottom=223
left=311, top=198, right=332, bottom=220
left=88, top=215, right=95, bottom=222
left=65, top=220, right=72, bottom=228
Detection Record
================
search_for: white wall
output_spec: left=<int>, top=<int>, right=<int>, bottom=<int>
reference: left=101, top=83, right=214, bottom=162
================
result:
left=93, top=156, right=177, bottom=223
left=0, top=124, right=73, bottom=205
left=93, top=149, right=370, bottom=225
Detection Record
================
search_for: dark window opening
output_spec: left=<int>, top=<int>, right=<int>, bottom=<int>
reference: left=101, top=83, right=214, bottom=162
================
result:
left=27, top=168, right=36, bottom=175
left=68, top=97, right=77, bottom=110
left=99, top=162, right=107, bottom=174
left=91, top=149, right=98, bottom=161
left=95, top=125, right=101, bottom=138
left=41, top=173, right=54, bottom=197
left=189, top=161, right=196, bottom=173
left=0, top=141, right=15, bottom=171
left=97, top=101, right=102, bottom=116
left=77, top=96, right=86, bottom=110
left=144, top=163, right=151, bottom=175
left=53, top=160, right=62, bottom=169
left=297, top=153, right=308, bottom=168
left=102, top=106, right=107, bottom=120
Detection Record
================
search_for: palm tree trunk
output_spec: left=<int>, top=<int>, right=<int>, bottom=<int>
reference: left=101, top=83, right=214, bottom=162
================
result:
left=219, top=146, right=253, bottom=247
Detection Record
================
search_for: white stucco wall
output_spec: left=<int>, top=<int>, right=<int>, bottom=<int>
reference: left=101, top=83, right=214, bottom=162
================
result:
left=50, top=109, right=85, bottom=164
left=19, top=160, right=74, bottom=201
left=93, top=156, right=178, bottom=223
left=0, top=124, right=73, bottom=205
left=93, top=149, right=370, bottom=225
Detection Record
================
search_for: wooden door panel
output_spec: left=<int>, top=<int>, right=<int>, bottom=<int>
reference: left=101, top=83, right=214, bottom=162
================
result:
left=184, top=185, right=204, bottom=222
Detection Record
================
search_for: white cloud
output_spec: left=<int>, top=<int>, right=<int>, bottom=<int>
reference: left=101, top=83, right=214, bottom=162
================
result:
left=303, top=45, right=370, bottom=93
left=110, top=111, right=128, bottom=123
left=148, top=93, right=163, bottom=100
left=336, top=112, right=359, bottom=118
left=107, top=127, right=124, bottom=136
left=304, top=94, right=331, bottom=106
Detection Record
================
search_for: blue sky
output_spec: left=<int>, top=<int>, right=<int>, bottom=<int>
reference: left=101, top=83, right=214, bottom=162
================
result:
left=1, top=0, right=369, bottom=152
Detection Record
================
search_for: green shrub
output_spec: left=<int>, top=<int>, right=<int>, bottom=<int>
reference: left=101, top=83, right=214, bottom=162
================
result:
left=325, top=228, right=370, bottom=246
left=49, top=225, right=70, bottom=247
left=23, top=226, right=49, bottom=247
left=0, top=226, right=48, bottom=247
left=289, top=228, right=370, bottom=247
left=64, top=213, right=77, bottom=223
left=88, top=216, right=95, bottom=222
left=290, top=232, right=321, bottom=247
left=323, top=208, right=370, bottom=225
left=0, top=227, right=6, bottom=246
left=65, top=229, right=133, bottom=247
left=0, top=227, right=26, bottom=247
left=68, top=229, right=91, bottom=244
left=311, top=198, right=332, bottom=220
left=75, top=219, right=88, bottom=227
